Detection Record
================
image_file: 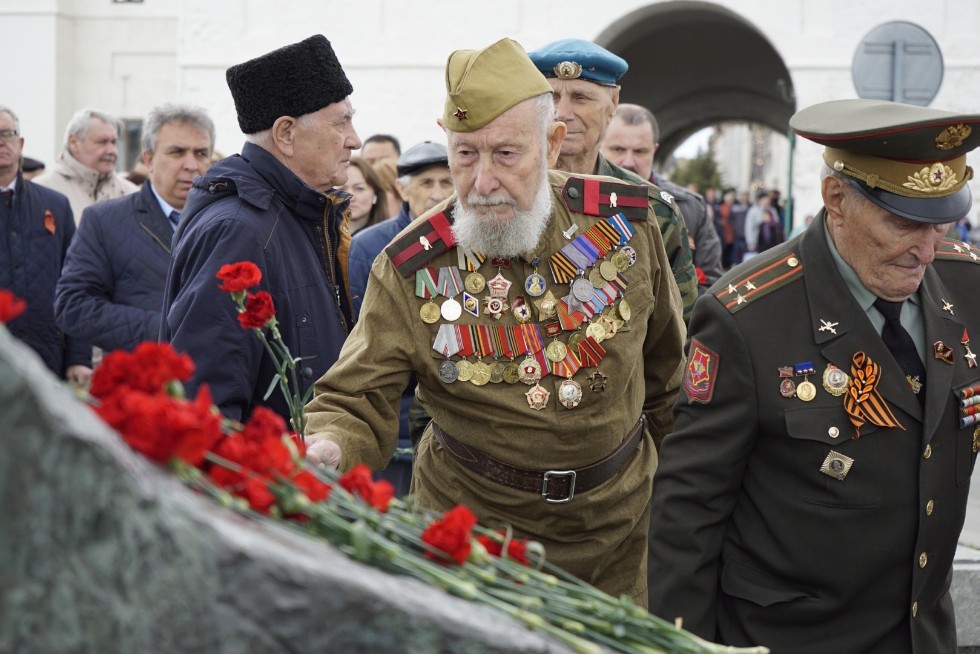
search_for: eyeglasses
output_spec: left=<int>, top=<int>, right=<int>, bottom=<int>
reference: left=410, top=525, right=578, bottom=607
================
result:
left=0, top=129, right=19, bottom=142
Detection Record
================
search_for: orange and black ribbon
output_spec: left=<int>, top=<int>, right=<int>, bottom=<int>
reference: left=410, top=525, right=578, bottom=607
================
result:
left=844, top=351, right=904, bottom=438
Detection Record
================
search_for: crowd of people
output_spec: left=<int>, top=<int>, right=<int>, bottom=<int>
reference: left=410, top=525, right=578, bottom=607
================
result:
left=2, top=31, right=980, bottom=654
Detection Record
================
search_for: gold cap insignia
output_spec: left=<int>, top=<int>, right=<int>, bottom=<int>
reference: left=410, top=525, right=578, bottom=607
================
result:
left=819, top=450, right=855, bottom=481
left=553, top=61, right=582, bottom=80
left=936, top=124, right=972, bottom=151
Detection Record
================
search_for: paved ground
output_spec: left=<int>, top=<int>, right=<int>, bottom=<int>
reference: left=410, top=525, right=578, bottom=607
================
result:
left=961, top=463, right=980, bottom=552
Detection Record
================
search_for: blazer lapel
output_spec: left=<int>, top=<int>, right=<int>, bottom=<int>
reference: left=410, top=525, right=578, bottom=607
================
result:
left=802, top=212, right=923, bottom=426
left=137, top=183, right=175, bottom=254
left=918, top=268, right=963, bottom=443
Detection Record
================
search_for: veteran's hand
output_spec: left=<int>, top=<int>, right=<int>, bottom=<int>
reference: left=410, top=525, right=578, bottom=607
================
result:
left=66, top=365, right=93, bottom=388
left=306, top=436, right=341, bottom=469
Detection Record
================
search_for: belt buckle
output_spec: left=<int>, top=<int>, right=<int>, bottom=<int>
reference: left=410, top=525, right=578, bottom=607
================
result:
left=541, top=470, right=576, bottom=504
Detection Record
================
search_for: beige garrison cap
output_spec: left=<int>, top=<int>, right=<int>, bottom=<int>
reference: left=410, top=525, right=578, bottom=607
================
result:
left=791, top=99, right=980, bottom=223
left=443, top=38, right=553, bottom=132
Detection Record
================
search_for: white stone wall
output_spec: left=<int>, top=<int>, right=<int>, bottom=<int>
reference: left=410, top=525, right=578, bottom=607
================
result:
left=2, top=0, right=979, bottom=227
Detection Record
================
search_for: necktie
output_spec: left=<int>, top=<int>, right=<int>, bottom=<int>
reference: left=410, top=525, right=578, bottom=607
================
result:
left=0, top=189, right=12, bottom=208
left=873, top=297, right=926, bottom=401
left=169, top=210, right=180, bottom=229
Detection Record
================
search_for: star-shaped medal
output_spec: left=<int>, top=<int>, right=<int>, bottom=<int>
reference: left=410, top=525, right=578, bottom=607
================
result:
left=588, top=370, right=608, bottom=392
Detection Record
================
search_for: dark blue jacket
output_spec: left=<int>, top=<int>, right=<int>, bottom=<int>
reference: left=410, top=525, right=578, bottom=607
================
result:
left=0, top=174, right=90, bottom=376
left=162, top=143, right=353, bottom=424
left=55, top=183, right=173, bottom=353
left=348, top=202, right=413, bottom=317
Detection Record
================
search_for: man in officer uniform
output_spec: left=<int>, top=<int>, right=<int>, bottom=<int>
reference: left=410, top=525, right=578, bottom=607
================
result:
left=527, top=38, right=698, bottom=323
left=305, top=38, right=686, bottom=604
left=648, top=99, right=980, bottom=652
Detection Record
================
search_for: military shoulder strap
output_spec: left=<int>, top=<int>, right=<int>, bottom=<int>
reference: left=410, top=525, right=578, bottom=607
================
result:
left=713, top=250, right=804, bottom=314
left=561, top=176, right=649, bottom=223
left=934, top=238, right=980, bottom=264
left=385, top=210, right=457, bottom=278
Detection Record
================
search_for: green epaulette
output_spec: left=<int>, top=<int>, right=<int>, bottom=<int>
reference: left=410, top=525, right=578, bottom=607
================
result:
left=561, top=176, right=649, bottom=222
left=384, top=210, right=457, bottom=278
left=934, top=239, right=980, bottom=263
left=713, top=250, right=804, bottom=314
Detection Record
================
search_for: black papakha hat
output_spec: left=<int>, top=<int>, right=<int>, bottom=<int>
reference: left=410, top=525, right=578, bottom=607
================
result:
left=396, top=141, right=449, bottom=177
left=226, top=34, right=353, bottom=135
left=791, top=99, right=980, bottom=224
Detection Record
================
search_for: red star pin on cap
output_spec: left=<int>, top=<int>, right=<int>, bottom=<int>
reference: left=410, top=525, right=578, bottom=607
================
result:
left=453, top=106, right=468, bottom=120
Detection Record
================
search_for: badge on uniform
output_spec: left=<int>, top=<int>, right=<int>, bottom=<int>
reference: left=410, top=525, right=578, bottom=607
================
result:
left=819, top=450, right=854, bottom=481
left=683, top=339, right=718, bottom=404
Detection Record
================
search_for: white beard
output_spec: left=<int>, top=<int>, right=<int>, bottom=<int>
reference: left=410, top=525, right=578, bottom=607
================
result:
left=451, top=167, right=552, bottom=258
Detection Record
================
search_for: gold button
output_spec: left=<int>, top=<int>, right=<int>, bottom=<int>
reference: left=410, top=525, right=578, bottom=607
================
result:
left=923, top=444, right=932, bottom=459
left=926, top=500, right=934, bottom=516
left=912, top=601, right=918, bottom=617
left=919, top=552, right=928, bottom=568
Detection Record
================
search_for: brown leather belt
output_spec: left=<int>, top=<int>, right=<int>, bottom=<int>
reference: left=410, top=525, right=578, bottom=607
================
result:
left=431, top=415, right=646, bottom=504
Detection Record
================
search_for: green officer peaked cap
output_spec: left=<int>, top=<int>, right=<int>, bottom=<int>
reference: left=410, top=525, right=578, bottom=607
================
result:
left=791, top=99, right=980, bottom=223
left=443, top=38, right=553, bottom=132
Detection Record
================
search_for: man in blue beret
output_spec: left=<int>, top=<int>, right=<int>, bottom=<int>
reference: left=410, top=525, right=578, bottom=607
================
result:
left=528, top=38, right=699, bottom=323
left=648, top=98, right=980, bottom=653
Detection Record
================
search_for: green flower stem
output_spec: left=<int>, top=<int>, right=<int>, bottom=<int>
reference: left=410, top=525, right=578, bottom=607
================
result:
left=252, top=325, right=305, bottom=435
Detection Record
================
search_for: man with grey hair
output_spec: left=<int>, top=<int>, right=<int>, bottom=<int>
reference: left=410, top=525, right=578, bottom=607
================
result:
left=161, top=34, right=360, bottom=427
left=602, top=103, right=725, bottom=287
left=305, top=38, right=686, bottom=603
left=34, top=108, right=137, bottom=222
left=55, top=104, right=214, bottom=354
left=0, top=105, right=90, bottom=383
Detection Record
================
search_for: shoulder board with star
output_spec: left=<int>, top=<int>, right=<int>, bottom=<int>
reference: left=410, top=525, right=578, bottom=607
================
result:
left=934, top=239, right=980, bottom=263
left=713, top=250, right=804, bottom=314
left=561, top=176, right=649, bottom=223
left=385, top=209, right=457, bottom=278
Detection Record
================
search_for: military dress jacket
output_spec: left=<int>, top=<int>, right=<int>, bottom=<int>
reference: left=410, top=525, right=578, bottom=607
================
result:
left=648, top=211, right=980, bottom=653
left=305, top=169, right=687, bottom=601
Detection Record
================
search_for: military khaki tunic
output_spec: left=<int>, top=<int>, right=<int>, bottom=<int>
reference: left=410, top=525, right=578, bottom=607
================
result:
left=305, top=169, right=686, bottom=602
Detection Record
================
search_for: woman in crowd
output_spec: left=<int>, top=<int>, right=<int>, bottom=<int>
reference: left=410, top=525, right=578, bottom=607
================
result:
left=343, top=156, right=390, bottom=236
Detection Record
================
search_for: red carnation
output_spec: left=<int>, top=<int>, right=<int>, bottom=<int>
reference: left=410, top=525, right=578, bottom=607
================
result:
left=421, top=505, right=478, bottom=565
left=339, top=464, right=395, bottom=512
left=0, top=289, right=26, bottom=323
left=292, top=470, right=332, bottom=503
left=90, top=342, right=194, bottom=400
left=477, top=531, right=530, bottom=566
left=216, top=261, right=262, bottom=293
left=238, top=291, right=276, bottom=329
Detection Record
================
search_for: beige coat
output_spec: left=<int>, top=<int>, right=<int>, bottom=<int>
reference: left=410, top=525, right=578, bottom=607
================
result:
left=306, top=169, right=686, bottom=602
left=34, top=151, right=137, bottom=223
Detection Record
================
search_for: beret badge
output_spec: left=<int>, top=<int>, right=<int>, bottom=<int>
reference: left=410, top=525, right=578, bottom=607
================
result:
left=935, top=124, right=972, bottom=151
left=554, top=61, right=583, bottom=80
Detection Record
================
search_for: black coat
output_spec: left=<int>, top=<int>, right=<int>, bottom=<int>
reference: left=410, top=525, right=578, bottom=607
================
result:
left=0, top=175, right=89, bottom=376
left=648, top=211, right=978, bottom=653
left=55, top=183, right=174, bottom=352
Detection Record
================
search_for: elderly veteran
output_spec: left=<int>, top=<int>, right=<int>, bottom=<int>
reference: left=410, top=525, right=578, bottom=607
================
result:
left=648, top=99, right=980, bottom=653
left=162, top=34, right=360, bottom=426
left=527, top=38, right=698, bottom=322
left=305, top=38, right=686, bottom=603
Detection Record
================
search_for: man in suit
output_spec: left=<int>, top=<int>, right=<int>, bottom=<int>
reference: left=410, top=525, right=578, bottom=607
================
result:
left=648, top=99, right=980, bottom=653
left=56, top=104, right=214, bottom=354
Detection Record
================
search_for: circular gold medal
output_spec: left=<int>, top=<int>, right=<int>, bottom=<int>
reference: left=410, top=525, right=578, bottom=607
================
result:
left=585, top=321, right=606, bottom=342
left=600, top=260, right=619, bottom=281
left=502, top=362, right=521, bottom=384
left=822, top=364, right=849, bottom=397
left=420, top=301, right=440, bottom=324
left=470, top=361, right=492, bottom=386
left=617, top=299, right=632, bottom=322
left=589, top=268, right=608, bottom=289
left=567, top=331, right=585, bottom=352
left=545, top=340, right=568, bottom=362
left=611, top=250, right=630, bottom=272
left=464, top=272, right=486, bottom=294
left=456, top=360, right=474, bottom=382
left=598, top=316, right=617, bottom=339
left=796, top=380, right=817, bottom=402
left=489, top=361, right=505, bottom=384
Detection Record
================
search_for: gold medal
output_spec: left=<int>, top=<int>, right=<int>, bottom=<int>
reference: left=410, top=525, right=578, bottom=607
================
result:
left=600, top=259, right=619, bottom=281
left=598, top=315, right=617, bottom=339
left=585, top=321, right=606, bottom=343
left=464, top=272, right=486, bottom=294
left=456, top=360, right=474, bottom=382
left=489, top=361, right=506, bottom=384
left=470, top=361, right=492, bottom=386
left=589, top=268, right=608, bottom=289
left=617, top=299, right=631, bottom=322
left=420, top=301, right=440, bottom=324
left=797, top=380, right=817, bottom=402
left=567, top=331, right=585, bottom=353
left=822, top=364, right=849, bottom=397
left=502, top=362, right=521, bottom=384
left=545, top=340, right=567, bottom=363
left=533, top=290, right=559, bottom=321
left=611, top=250, right=630, bottom=272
